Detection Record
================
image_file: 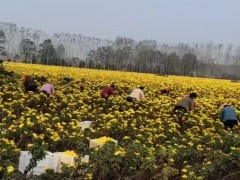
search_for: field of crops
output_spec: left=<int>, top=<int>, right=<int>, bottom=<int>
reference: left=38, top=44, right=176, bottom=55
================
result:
left=1, top=62, right=240, bottom=180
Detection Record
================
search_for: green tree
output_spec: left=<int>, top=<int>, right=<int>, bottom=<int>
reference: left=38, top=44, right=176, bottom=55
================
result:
left=0, top=30, right=7, bottom=56
left=97, top=46, right=114, bottom=70
left=86, top=46, right=115, bottom=70
left=79, top=60, right=86, bottom=68
left=135, top=50, right=164, bottom=73
left=56, top=44, right=65, bottom=59
left=181, top=53, right=198, bottom=76
left=14, top=54, right=20, bottom=60
left=20, top=39, right=36, bottom=63
left=71, top=57, right=79, bottom=67
left=86, top=50, right=97, bottom=68
left=38, top=39, right=56, bottom=65
left=115, top=46, right=133, bottom=71
left=134, top=40, right=158, bottom=73
left=114, top=36, right=134, bottom=49
left=135, top=40, right=157, bottom=52
left=164, top=52, right=181, bottom=75
left=56, top=44, right=66, bottom=66
left=32, top=54, right=37, bottom=64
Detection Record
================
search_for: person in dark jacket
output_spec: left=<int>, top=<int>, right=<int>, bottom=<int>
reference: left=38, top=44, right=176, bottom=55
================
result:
left=161, top=88, right=170, bottom=95
left=219, top=104, right=238, bottom=130
left=23, top=75, right=38, bottom=92
left=64, top=76, right=72, bottom=83
left=173, top=92, right=198, bottom=113
left=101, top=85, right=115, bottom=101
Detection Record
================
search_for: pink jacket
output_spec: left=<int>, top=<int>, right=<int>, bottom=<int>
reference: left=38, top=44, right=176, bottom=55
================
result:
left=40, top=83, right=55, bottom=94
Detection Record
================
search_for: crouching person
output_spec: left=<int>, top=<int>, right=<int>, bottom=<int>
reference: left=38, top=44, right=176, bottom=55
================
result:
left=64, top=76, right=72, bottom=83
left=219, top=104, right=238, bottom=130
left=39, top=83, right=55, bottom=97
left=173, top=92, right=198, bottom=114
left=127, top=87, right=145, bottom=102
left=161, top=88, right=170, bottom=95
left=23, top=75, right=38, bottom=93
left=101, top=84, right=115, bottom=101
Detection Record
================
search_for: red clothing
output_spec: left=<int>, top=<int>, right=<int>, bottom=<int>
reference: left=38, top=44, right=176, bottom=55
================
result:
left=101, top=86, right=114, bottom=98
left=24, top=75, right=30, bottom=80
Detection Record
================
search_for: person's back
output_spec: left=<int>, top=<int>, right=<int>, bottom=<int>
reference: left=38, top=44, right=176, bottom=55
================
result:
left=219, top=105, right=238, bottom=130
left=128, top=87, right=145, bottom=100
left=220, top=106, right=237, bottom=122
left=174, top=92, right=198, bottom=113
left=40, top=83, right=55, bottom=94
left=176, top=96, right=193, bottom=112
left=101, top=85, right=114, bottom=100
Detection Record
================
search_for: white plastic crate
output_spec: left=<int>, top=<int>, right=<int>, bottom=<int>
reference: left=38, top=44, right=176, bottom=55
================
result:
left=54, top=153, right=89, bottom=173
left=18, top=151, right=58, bottom=175
left=89, top=139, right=118, bottom=149
left=80, top=121, right=92, bottom=131
left=54, top=152, right=75, bottom=173
left=18, top=151, right=31, bottom=174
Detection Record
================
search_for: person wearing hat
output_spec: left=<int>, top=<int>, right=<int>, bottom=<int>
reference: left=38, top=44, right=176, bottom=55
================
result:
left=219, top=104, right=238, bottom=130
left=173, top=92, right=198, bottom=113
left=23, top=75, right=38, bottom=92
left=101, top=84, right=115, bottom=101
left=127, top=87, right=145, bottom=102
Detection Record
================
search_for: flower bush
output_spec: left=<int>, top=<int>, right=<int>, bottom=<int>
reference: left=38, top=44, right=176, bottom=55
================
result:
left=0, top=62, right=240, bottom=179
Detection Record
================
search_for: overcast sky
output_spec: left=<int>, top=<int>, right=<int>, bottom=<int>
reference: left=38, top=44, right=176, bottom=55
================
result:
left=0, top=0, right=239, bottom=44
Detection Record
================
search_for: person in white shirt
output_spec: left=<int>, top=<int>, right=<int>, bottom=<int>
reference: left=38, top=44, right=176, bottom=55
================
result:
left=127, top=87, right=145, bottom=102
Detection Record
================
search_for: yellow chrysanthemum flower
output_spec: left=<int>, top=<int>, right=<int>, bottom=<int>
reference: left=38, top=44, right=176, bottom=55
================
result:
left=7, top=165, right=14, bottom=173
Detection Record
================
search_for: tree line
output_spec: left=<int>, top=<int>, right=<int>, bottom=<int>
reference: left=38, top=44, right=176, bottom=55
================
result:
left=1, top=30, right=240, bottom=79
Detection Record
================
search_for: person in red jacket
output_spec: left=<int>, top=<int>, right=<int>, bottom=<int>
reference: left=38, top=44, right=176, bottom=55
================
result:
left=101, top=85, right=115, bottom=101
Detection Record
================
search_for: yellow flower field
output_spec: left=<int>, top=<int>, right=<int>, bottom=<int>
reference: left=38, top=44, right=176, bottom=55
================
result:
left=0, top=62, right=240, bottom=179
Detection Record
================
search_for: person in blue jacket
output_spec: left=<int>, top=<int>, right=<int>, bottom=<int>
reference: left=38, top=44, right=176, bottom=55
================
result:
left=219, top=104, right=238, bottom=130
